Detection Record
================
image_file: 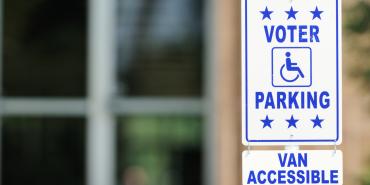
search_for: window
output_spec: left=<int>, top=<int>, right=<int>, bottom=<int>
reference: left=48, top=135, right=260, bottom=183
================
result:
left=117, top=0, right=204, bottom=97
left=117, top=116, right=202, bottom=185
left=0, top=0, right=208, bottom=185
left=115, top=0, right=205, bottom=184
left=2, top=117, right=85, bottom=185
left=3, top=0, right=87, bottom=97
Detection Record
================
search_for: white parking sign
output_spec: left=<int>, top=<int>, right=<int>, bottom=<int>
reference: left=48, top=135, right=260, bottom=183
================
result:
left=242, top=0, right=342, bottom=145
left=242, top=150, right=343, bottom=184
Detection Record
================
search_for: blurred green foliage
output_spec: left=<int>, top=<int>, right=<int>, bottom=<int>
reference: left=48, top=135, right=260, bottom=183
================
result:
left=347, top=3, right=370, bottom=185
left=364, top=70, right=370, bottom=84
left=361, top=159, right=370, bottom=185
left=346, top=1, right=370, bottom=33
left=345, top=1, right=370, bottom=89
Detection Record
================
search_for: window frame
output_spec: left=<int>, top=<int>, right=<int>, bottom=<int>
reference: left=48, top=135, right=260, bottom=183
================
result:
left=0, top=0, right=216, bottom=185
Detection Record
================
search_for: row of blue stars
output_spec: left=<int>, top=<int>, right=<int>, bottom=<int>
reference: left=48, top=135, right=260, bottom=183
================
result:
left=261, top=115, right=324, bottom=129
left=260, top=6, right=324, bottom=20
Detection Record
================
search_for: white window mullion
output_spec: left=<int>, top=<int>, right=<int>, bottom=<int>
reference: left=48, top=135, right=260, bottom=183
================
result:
left=203, top=0, right=217, bottom=185
left=1, top=98, right=85, bottom=116
left=87, top=0, right=117, bottom=184
left=113, top=98, right=203, bottom=115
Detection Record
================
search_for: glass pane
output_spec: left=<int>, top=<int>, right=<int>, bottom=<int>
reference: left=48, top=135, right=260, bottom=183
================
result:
left=117, top=0, right=204, bottom=97
left=3, top=0, right=87, bottom=97
left=117, top=116, right=202, bottom=185
left=2, top=117, right=85, bottom=185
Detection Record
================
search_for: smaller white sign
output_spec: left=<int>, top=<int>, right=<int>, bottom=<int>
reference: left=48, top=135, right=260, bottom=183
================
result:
left=242, top=150, right=343, bottom=185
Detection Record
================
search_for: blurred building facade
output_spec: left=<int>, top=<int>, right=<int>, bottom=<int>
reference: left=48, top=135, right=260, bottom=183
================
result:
left=0, top=0, right=370, bottom=185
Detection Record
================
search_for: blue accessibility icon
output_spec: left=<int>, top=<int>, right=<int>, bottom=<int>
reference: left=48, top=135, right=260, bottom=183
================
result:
left=280, top=52, right=304, bottom=83
left=272, top=47, right=312, bottom=87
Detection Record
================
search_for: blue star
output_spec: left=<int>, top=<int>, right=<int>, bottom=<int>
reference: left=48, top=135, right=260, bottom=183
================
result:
left=285, top=6, right=298, bottom=20
left=260, top=6, right=273, bottom=20
left=286, top=115, right=299, bottom=128
left=311, top=115, right=324, bottom=128
left=310, top=6, right=323, bottom=20
left=261, top=115, right=273, bottom=128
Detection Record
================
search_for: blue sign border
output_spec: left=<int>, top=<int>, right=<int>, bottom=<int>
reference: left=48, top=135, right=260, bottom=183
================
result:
left=245, top=0, right=340, bottom=143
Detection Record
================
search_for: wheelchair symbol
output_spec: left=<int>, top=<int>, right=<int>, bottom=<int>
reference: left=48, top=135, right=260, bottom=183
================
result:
left=279, top=52, right=304, bottom=83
